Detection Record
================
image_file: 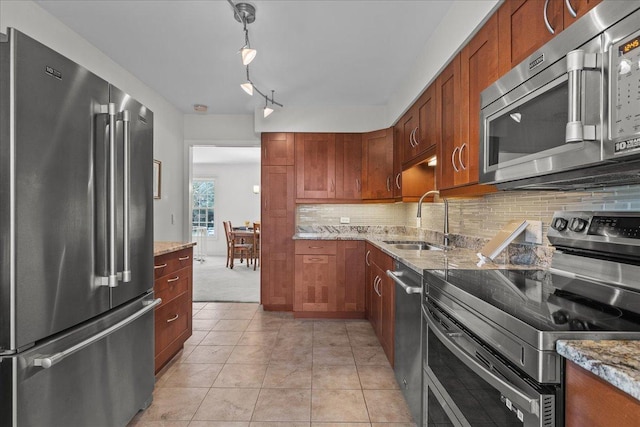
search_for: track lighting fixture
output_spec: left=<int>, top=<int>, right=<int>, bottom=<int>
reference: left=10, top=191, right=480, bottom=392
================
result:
left=228, top=0, right=284, bottom=117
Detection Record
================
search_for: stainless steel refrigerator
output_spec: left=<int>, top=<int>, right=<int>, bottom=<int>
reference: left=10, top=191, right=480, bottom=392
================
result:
left=0, top=28, right=159, bottom=426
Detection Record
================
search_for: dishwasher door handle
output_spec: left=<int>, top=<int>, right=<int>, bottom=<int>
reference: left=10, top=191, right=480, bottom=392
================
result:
left=386, top=270, right=422, bottom=294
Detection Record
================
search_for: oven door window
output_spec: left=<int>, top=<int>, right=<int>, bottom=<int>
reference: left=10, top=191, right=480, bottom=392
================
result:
left=487, top=78, right=569, bottom=170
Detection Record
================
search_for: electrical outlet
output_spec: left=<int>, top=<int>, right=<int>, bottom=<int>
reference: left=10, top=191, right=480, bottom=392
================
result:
left=340, top=217, right=350, bottom=224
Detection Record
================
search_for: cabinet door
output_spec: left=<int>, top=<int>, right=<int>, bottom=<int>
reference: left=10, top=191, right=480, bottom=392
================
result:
left=436, top=56, right=462, bottom=190
left=335, top=134, right=363, bottom=200
left=262, top=132, right=294, bottom=166
left=261, top=165, right=295, bottom=310
left=563, top=0, right=602, bottom=28
left=294, top=254, right=337, bottom=312
left=457, top=13, right=499, bottom=189
left=362, top=128, right=394, bottom=200
left=498, top=0, right=564, bottom=76
left=295, top=133, right=336, bottom=200
left=336, top=241, right=365, bottom=313
left=380, top=271, right=395, bottom=366
left=370, top=266, right=382, bottom=336
left=401, top=109, right=418, bottom=164
left=364, top=245, right=374, bottom=320
left=393, top=127, right=403, bottom=199
left=415, top=85, right=437, bottom=155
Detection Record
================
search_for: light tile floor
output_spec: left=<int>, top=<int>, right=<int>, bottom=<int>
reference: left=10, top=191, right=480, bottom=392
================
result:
left=129, top=302, right=416, bottom=427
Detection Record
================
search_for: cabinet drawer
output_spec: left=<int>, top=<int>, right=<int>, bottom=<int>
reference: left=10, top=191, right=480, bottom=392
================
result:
left=295, top=240, right=337, bottom=255
left=154, top=292, right=190, bottom=355
left=154, top=268, right=190, bottom=308
left=154, top=248, right=193, bottom=279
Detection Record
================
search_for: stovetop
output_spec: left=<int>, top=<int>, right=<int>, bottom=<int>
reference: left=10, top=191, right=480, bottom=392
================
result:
left=429, top=268, right=640, bottom=333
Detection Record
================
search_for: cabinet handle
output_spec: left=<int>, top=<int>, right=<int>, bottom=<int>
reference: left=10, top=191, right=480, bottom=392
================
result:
left=413, top=127, right=420, bottom=147
left=395, top=172, right=401, bottom=190
left=167, top=276, right=180, bottom=283
left=308, top=257, right=323, bottom=262
left=408, top=128, right=416, bottom=148
left=451, top=147, right=460, bottom=172
left=154, top=263, right=167, bottom=270
left=565, top=0, right=577, bottom=18
left=166, top=313, right=179, bottom=323
left=365, top=250, right=371, bottom=266
left=356, top=178, right=361, bottom=192
left=458, top=143, right=467, bottom=170
left=386, top=176, right=392, bottom=192
left=178, top=256, right=190, bottom=261
left=331, top=179, right=335, bottom=192
left=543, top=0, right=555, bottom=34
left=309, top=246, right=323, bottom=249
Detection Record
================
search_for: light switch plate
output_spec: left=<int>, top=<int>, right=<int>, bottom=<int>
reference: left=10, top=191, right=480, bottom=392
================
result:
left=340, top=217, right=350, bottom=224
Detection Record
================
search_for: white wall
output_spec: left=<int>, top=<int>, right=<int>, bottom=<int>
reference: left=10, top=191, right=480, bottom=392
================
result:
left=192, top=162, right=261, bottom=256
left=1, top=0, right=186, bottom=242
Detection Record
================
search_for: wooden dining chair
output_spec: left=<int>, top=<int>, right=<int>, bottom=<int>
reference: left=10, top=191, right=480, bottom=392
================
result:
left=223, top=221, right=253, bottom=269
left=252, top=222, right=261, bottom=270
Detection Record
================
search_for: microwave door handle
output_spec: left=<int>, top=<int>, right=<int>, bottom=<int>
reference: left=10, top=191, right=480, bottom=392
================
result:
left=425, top=308, right=541, bottom=416
left=117, top=110, right=132, bottom=282
left=566, top=50, right=598, bottom=143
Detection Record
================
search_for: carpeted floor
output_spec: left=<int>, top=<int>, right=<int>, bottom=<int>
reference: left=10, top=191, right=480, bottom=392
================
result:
left=192, top=255, right=260, bottom=302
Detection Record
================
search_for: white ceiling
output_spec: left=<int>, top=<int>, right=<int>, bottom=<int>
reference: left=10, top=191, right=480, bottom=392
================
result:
left=35, top=0, right=454, bottom=115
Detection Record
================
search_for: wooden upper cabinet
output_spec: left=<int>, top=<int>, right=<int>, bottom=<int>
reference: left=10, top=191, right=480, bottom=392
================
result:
left=262, top=132, right=294, bottom=166
left=362, top=128, right=394, bottom=200
left=563, top=0, right=602, bottom=27
left=498, top=0, right=563, bottom=76
left=497, top=0, right=602, bottom=77
left=295, top=133, right=336, bottom=199
left=436, top=55, right=462, bottom=191
left=414, top=85, right=437, bottom=160
left=335, top=134, right=363, bottom=200
left=457, top=13, right=499, bottom=189
left=400, top=108, right=418, bottom=164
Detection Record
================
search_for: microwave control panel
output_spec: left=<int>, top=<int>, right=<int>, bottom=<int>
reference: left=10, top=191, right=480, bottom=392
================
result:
left=610, top=28, right=640, bottom=155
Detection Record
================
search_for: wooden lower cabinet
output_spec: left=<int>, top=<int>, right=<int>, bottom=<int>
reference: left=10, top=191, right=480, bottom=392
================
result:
left=565, top=360, right=640, bottom=427
left=294, top=240, right=365, bottom=318
left=364, top=243, right=395, bottom=365
left=153, top=247, right=193, bottom=374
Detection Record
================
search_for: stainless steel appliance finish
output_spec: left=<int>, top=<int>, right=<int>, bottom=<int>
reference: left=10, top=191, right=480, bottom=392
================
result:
left=479, top=2, right=640, bottom=190
left=422, top=210, right=640, bottom=426
left=0, top=28, right=156, bottom=426
left=388, top=262, right=423, bottom=424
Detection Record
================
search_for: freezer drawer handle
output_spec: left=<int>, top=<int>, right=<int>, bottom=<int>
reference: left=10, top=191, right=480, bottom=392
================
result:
left=386, top=270, right=422, bottom=294
left=33, top=298, right=162, bottom=369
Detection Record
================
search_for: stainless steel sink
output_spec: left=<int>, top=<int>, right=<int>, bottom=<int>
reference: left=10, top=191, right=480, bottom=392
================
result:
left=382, top=241, right=443, bottom=251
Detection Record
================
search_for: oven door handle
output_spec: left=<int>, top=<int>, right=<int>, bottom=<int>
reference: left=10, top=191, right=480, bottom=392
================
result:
left=386, top=270, right=422, bottom=294
left=425, top=308, right=541, bottom=416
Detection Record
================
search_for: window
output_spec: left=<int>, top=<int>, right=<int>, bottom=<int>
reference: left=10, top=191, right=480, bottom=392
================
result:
left=192, top=180, right=215, bottom=236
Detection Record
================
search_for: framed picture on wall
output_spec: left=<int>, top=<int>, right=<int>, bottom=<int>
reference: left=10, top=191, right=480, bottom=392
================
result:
left=153, top=159, right=161, bottom=199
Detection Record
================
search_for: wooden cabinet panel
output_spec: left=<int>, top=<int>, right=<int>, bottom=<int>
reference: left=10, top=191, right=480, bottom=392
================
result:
left=416, top=85, right=437, bottom=155
left=294, top=240, right=365, bottom=317
left=336, top=240, right=366, bottom=313
left=498, top=0, right=564, bottom=76
left=380, top=271, right=395, bottom=366
left=436, top=55, right=462, bottom=190
left=335, top=133, right=363, bottom=200
left=401, top=109, right=418, bottom=165
left=457, top=13, right=499, bottom=189
left=362, top=128, right=394, bottom=200
left=262, top=132, right=294, bottom=166
left=154, top=247, right=193, bottom=373
left=295, top=133, right=336, bottom=199
left=566, top=360, right=640, bottom=427
left=261, top=164, right=295, bottom=310
left=364, top=243, right=394, bottom=365
left=563, top=0, right=602, bottom=26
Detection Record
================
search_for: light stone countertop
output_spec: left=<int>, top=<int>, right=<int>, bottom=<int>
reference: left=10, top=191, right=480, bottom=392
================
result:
left=154, top=241, right=196, bottom=257
left=557, top=340, right=640, bottom=401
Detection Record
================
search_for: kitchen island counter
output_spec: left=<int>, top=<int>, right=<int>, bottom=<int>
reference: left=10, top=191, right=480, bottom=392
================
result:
left=154, top=241, right=196, bottom=257
left=557, top=340, right=640, bottom=401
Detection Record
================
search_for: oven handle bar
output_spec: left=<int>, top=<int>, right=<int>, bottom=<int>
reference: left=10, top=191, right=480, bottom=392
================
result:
left=425, top=306, right=541, bottom=416
left=386, top=270, right=422, bottom=294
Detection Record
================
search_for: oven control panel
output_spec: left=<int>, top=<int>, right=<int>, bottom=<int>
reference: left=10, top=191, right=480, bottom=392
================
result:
left=548, top=211, right=640, bottom=252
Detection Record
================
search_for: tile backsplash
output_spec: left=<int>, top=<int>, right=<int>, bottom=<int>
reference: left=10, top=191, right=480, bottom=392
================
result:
left=297, top=185, right=640, bottom=247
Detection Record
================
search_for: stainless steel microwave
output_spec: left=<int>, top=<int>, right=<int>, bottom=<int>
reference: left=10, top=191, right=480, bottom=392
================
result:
left=479, top=2, right=640, bottom=190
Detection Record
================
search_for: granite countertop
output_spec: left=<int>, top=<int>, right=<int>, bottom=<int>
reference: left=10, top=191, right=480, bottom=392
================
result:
left=154, top=241, right=196, bottom=256
left=557, top=340, right=640, bottom=401
left=294, top=231, right=538, bottom=273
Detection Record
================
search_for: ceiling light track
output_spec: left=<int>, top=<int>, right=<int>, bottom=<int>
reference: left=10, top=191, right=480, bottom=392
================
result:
left=228, top=0, right=283, bottom=117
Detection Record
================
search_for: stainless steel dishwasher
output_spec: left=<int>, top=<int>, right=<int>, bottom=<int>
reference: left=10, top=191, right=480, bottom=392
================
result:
left=387, top=261, right=423, bottom=424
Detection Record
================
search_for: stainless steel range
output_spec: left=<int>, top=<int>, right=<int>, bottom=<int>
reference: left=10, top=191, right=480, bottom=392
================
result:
left=422, top=211, right=640, bottom=427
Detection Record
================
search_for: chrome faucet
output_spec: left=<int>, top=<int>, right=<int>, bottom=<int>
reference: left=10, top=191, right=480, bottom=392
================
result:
left=416, top=190, right=450, bottom=249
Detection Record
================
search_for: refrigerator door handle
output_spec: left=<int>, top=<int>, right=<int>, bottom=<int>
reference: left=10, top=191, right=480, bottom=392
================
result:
left=33, top=298, right=161, bottom=369
left=117, top=110, right=131, bottom=283
left=102, top=102, right=118, bottom=287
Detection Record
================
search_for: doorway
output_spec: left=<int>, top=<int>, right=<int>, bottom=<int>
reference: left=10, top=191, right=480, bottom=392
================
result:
left=189, top=146, right=261, bottom=302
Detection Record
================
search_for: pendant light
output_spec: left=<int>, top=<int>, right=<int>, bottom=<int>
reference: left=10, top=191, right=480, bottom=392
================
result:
left=240, top=66, right=253, bottom=95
